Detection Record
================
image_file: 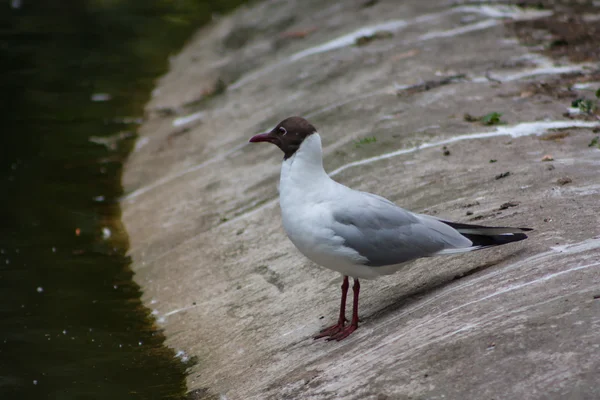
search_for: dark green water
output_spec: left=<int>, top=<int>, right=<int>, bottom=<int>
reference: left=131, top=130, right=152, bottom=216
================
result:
left=0, top=1, right=244, bottom=399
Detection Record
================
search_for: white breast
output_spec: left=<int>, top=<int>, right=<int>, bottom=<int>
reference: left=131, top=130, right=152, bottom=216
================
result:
left=278, top=134, right=370, bottom=276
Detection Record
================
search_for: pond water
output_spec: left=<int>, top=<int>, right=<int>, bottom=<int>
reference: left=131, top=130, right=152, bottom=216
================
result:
left=0, top=1, right=244, bottom=399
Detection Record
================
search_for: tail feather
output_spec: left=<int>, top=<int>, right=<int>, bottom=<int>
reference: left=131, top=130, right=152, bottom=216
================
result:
left=440, top=220, right=531, bottom=249
left=441, top=220, right=532, bottom=234
left=459, top=231, right=529, bottom=247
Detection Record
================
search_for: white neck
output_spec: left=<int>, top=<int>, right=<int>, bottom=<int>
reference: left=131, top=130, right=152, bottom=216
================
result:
left=280, top=133, right=330, bottom=194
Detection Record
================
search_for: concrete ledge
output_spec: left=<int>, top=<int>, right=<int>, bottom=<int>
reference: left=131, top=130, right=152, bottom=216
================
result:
left=122, top=1, right=600, bottom=398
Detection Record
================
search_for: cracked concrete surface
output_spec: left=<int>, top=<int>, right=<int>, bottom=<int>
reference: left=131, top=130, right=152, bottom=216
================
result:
left=121, top=1, right=600, bottom=399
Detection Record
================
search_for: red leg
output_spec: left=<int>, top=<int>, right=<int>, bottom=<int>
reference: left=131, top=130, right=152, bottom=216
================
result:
left=314, top=276, right=349, bottom=339
left=330, top=278, right=360, bottom=341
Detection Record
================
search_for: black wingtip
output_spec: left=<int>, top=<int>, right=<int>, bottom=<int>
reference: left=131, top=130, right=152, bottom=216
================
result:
left=440, top=220, right=533, bottom=233
left=464, top=232, right=529, bottom=247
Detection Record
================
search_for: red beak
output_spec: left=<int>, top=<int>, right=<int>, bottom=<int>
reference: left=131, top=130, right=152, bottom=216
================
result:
left=249, top=132, right=274, bottom=143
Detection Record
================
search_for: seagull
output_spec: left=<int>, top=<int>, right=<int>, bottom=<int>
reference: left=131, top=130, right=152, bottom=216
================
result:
left=249, top=116, right=531, bottom=341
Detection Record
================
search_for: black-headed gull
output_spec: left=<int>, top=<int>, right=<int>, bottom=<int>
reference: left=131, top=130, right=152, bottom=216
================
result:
left=249, top=116, right=531, bottom=341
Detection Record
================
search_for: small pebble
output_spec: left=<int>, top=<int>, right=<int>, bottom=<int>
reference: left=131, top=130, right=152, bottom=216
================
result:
left=541, top=155, right=554, bottom=162
left=557, top=177, right=572, bottom=185
left=495, top=171, right=510, bottom=180
left=499, top=201, right=519, bottom=210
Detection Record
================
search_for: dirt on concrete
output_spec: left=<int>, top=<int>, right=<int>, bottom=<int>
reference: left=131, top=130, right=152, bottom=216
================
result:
left=512, top=0, right=600, bottom=62
left=121, top=0, right=600, bottom=399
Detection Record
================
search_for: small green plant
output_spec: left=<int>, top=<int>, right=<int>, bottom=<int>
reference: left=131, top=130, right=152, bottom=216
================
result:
left=596, top=88, right=600, bottom=99
left=589, top=136, right=599, bottom=149
left=464, top=112, right=504, bottom=125
left=354, top=137, right=377, bottom=147
left=489, top=159, right=497, bottom=163
left=572, top=98, right=597, bottom=114
left=481, top=112, right=503, bottom=126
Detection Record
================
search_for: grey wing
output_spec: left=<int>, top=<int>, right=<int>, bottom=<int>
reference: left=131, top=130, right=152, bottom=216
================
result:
left=330, top=192, right=472, bottom=267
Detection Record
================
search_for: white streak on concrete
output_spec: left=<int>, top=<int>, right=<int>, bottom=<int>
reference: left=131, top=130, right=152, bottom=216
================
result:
left=296, top=4, right=551, bottom=63
left=289, top=20, right=409, bottom=62
left=449, top=322, right=480, bottom=335
left=493, top=65, right=592, bottom=82
left=164, top=305, right=195, bottom=318
left=481, top=52, right=595, bottom=82
left=455, top=5, right=553, bottom=20
left=405, top=237, right=599, bottom=314
left=329, top=120, right=600, bottom=176
left=173, top=111, right=204, bottom=127
left=228, top=17, right=411, bottom=91
left=470, top=262, right=598, bottom=304
left=572, top=82, right=600, bottom=90
left=551, top=237, right=600, bottom=254
left=567, top=184, right=600, bottom=196
left=416, top=124, right=441, bottom=133
left=385, top=261, right=600, bottom=343
left=415, top=19, right=498, bottom=41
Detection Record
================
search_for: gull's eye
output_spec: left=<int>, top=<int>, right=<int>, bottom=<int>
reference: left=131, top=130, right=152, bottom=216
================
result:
left=278, top=126, right=287, bottom=136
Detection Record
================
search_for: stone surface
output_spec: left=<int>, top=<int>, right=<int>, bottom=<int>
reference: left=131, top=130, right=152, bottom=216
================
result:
left=121, top=1, right=600, bottom=399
